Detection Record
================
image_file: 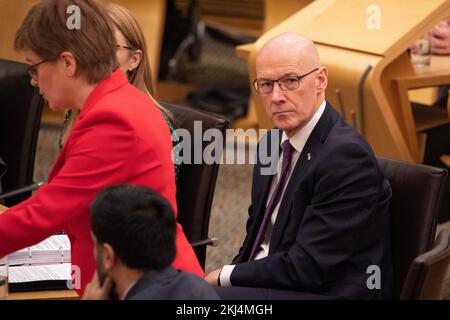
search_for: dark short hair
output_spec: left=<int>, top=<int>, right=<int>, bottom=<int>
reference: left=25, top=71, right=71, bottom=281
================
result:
left=14, top=0, right=117, bottom=84
left=90, top=185, right=176, bottom=270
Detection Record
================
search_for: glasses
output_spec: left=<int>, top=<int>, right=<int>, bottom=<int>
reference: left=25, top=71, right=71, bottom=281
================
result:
left=27, top=59, right=48, bottom=79
left=253, top=68, right=319, bottom=94
left=116, top=44, right=135, bottom=51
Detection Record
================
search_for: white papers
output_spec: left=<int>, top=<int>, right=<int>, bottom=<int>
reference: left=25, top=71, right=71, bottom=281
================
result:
left=8, top=235, right=70, bottom=266
left=8, top=263, right=72, bottom=283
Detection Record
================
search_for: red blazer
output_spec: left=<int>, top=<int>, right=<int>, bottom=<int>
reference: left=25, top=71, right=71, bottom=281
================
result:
left=0, top=70, right=203, bottom=295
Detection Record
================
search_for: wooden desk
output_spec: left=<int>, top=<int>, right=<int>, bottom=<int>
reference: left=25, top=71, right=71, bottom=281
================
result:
left=8, top=290, right=79, bottom=300
left=393, top=55, right=450, bottom=162
left=406, top=56, right=450, bottom=105
left=0, top=205, right=79, bottom=300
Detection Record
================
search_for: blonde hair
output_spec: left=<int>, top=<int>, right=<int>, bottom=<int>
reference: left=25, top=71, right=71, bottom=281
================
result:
left=106, top=3, right=173, bottom=119
left=60, top=3, right=173, bottom=148
left=106, top=3, right=155, bottom=96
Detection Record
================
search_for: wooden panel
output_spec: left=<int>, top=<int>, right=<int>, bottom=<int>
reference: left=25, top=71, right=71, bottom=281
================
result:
left=177, top=1, right=312, bottom=40
left=252, top=0, right=449, bottom=58
left=390, top=55, right=450, bottom=161
left=8, top=289, right=79, bottom=300
left=0, top=0, right=40, bottom=62
left=176, top=0, right=263, bottom=20
left=305, top=0, right=449, bottom=56
left=409, top=88, right=439, bottom=106
left=413, top=104, right=450, bottom=132
left=264, top=0, right=313, bottom=31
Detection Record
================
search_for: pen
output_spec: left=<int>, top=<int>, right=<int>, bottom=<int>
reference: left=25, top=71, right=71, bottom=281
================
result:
left=0, top=181, right=44, bottom=201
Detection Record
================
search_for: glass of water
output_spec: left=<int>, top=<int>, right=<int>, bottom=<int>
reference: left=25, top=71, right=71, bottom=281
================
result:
left=410, top=33, right=431, bottom=70
left=0, top=256, right=8, bottom=299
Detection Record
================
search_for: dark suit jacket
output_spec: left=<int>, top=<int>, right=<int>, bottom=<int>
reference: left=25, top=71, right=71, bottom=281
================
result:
left=125, top=266, right=220, bottom=300
left=0, top=157, right=6, bottom=195
left=231, top=103, right=393, bottom=299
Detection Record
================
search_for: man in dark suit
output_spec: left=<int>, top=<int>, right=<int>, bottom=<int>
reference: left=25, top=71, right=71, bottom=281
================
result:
left=205, top=33, right=393, bottom=300
left=82, top=185, right=219, bottom=300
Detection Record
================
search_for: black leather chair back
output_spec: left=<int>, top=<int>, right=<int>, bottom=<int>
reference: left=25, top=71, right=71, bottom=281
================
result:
left=0, top=59, right=43, bottom=206
left=401, top=228, right=450, bottom=299
left=160, top=101, right=229, bottom=268
left=377, top=157, right=448, bottom=298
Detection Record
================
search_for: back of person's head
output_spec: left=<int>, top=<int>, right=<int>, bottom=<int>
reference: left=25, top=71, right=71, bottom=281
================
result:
left=106, top=3, right=154, bottom=95
left=90, top=185, right=176, bottom=271
left=14, top=0, right=117, bottom=84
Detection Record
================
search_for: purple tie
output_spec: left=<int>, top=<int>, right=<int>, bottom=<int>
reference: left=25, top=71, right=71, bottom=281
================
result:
left=248, top=139, right=294, bottom=261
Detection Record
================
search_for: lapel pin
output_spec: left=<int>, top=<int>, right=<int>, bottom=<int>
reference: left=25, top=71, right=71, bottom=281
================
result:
left=307, top=153, right=312, bottom=161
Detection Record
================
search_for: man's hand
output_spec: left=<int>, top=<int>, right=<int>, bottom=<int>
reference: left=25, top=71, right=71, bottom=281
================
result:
left=82, top=271, right=114, bottom=300
left=204, top=268, right=222, bottom=286
left=431, top=19, right=450, bottom=55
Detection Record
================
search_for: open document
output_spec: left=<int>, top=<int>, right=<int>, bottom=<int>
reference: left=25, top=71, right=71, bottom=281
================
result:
left=8, top=263, right=72, bottom=292
left=7, top=235, right=72, bottom=292
left=9, top=263, right=71, bottom=282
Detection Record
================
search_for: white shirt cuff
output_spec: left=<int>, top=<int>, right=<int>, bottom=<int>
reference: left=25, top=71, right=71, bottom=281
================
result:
left=219, top=265, right=235, bottom=287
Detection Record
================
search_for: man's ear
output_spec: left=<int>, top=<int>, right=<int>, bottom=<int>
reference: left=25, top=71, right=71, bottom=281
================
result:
left=59, top=51, right=77, bottom=77
left=101, top=243, right=117, bottom=271
left=316, top=66, right=328, bottom=93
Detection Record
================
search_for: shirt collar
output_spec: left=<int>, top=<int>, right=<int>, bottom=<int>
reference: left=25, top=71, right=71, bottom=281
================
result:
left=281, top=99, right=326, bottom=153
left=121, top=279, right=138, bottom=300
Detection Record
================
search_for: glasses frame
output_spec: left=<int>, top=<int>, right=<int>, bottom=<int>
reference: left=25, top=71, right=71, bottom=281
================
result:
left=253, top=67, right=320, bottom=94
left=116, top=44, right=136, bottom=51
left=27, top=59, right=48, bottom=79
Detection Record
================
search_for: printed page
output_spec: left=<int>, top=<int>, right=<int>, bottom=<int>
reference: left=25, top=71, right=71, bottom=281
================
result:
left=8, top=263, right=71, bottom=283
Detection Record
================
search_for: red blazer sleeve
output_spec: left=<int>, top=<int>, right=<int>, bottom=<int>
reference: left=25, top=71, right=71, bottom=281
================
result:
left=0, top=110, right=138, bottom=258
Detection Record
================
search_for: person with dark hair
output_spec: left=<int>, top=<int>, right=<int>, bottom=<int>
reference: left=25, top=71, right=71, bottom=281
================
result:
left=0, top=0, right=203, bottom=296
left=82, top=185, right=219, bottom=300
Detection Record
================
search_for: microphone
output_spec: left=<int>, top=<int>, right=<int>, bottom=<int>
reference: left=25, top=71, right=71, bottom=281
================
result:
left=0, top=181, right=44, bottom=201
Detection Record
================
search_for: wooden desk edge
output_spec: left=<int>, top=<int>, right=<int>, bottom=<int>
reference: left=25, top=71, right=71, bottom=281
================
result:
left=8, top=290, right=79, bottom=300
left=235, top=43, right=255, bottom=60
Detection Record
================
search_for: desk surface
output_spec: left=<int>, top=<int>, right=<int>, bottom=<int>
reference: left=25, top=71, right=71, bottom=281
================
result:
left=7, top=290, right=79, bottom=300
left=1, top=205, right=79, bottom=300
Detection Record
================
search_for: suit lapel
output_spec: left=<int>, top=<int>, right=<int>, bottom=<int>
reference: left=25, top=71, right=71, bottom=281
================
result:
left=269, top=103, right=340, bottom=251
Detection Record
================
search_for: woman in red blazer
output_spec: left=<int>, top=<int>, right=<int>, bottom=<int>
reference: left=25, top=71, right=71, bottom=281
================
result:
left=0, top=0, right=203, bottom=295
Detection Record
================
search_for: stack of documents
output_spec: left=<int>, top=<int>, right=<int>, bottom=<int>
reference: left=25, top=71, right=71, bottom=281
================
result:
left=8, top=235, right=72, bottom=292
left=8, top=235, right=70, bottom=266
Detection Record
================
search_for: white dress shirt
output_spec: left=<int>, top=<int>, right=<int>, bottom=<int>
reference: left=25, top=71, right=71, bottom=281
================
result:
left=220, top=100, right=326, bottom=287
